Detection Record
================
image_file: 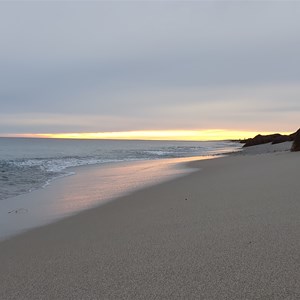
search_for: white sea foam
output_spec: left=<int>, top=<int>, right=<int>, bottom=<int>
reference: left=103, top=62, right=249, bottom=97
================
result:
left=13, top=158, right=125, bottom=173
left=143, top=150, right=171, bottom=156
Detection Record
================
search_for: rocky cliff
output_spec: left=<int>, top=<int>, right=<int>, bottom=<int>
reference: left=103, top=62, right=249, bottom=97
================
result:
left=241, top=130, right=298, bottom=150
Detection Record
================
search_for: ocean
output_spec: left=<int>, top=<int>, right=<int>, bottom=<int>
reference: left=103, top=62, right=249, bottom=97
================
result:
left=0, top=138, right=241, bottom=202
left=0, top=138, right=241, bottom=239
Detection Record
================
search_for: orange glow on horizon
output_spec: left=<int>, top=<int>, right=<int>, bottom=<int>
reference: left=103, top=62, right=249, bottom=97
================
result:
left=2, top=130, right=293, bottom=141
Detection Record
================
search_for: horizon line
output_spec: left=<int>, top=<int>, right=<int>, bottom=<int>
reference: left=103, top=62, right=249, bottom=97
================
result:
left=0, top=129, right=293, bottom=142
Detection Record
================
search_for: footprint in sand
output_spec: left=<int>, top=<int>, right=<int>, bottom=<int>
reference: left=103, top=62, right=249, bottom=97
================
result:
left=8, top=208, right=29, bottom=214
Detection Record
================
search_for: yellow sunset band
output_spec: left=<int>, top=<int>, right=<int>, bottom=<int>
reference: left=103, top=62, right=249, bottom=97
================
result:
left=8, top=130, right=292, bottom=141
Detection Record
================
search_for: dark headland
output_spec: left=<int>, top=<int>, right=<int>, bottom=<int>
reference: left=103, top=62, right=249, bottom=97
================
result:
left=240, top=128, right=300, bottom=151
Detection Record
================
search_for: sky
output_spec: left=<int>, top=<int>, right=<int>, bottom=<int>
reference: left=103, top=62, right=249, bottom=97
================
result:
left=1, top=1, right=300, bottom=140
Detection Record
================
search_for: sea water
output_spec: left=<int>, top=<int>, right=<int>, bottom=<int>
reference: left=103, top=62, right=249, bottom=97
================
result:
left=0, top=138, right=241, bottom=201
left=0, top=138, right=241, bottom=239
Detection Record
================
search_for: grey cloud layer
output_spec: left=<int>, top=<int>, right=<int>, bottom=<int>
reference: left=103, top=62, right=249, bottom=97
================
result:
left=1, top=2, right=300, bottom=133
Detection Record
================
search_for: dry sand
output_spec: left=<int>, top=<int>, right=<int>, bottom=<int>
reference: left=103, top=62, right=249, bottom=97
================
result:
left=238, top=141, right=293, bottom=155
left=0, top=147, right=300, bottom=299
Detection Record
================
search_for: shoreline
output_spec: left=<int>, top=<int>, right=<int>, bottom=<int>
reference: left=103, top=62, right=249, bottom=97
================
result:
left=1, top=147, right=300, bottom=298
left=0, top=155, right=214, bottom=241
left=0, top=138, right=241, bottom=202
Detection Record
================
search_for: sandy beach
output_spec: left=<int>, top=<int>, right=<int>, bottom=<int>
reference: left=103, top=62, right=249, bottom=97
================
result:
left=0, top=148, right=300, bottom=299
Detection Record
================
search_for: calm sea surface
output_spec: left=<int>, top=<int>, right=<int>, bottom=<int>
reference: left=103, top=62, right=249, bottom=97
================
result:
left=0, top=138, right=241, bottom=201
left=0, top=138, right=241, bottom=239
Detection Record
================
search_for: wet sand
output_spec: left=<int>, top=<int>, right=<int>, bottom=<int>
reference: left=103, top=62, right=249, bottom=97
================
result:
left=0, top=149, right=300, bottom=299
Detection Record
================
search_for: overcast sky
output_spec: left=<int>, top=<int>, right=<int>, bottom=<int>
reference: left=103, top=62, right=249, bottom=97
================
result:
left=1, top=1, right=300, bottom=135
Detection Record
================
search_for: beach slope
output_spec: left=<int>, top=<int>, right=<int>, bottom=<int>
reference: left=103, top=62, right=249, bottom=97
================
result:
left=0, top=151, right=300, bottom=299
